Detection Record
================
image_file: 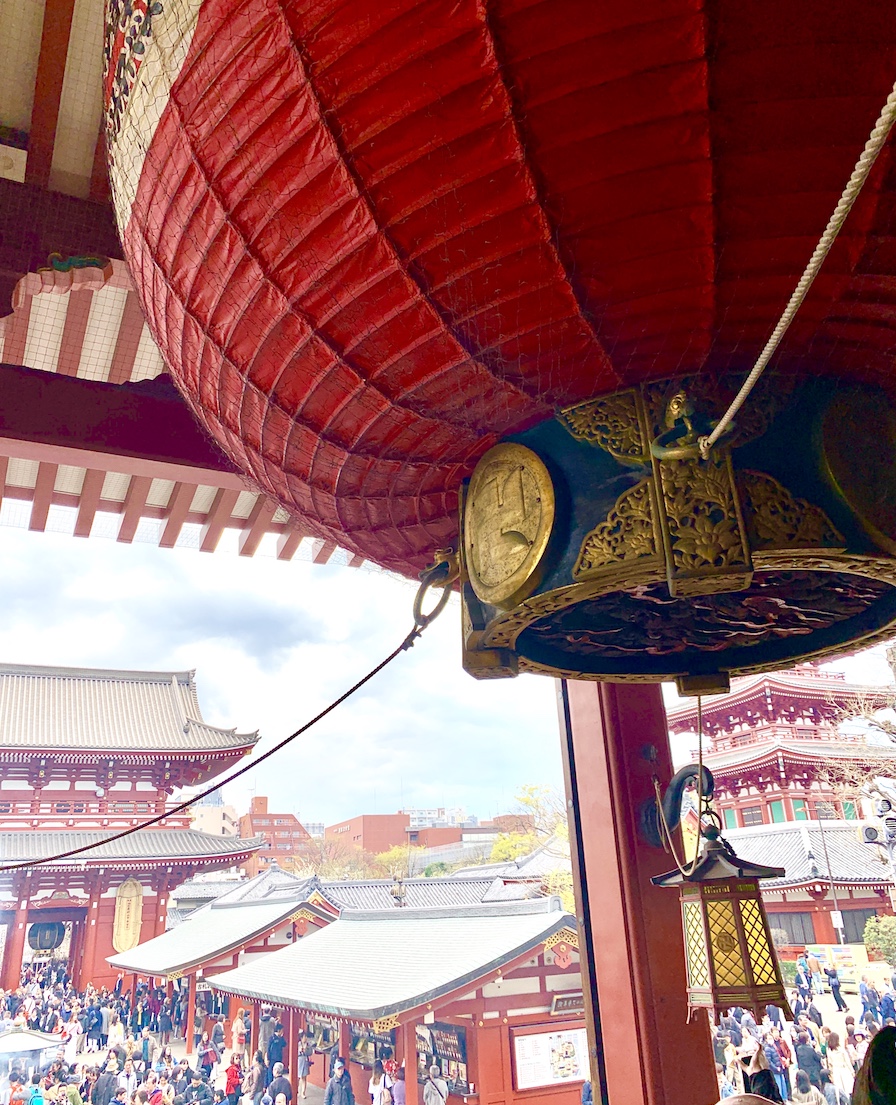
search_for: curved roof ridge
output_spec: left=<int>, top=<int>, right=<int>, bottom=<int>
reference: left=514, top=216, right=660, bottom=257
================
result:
left=0, top=662, right=198, bottom=682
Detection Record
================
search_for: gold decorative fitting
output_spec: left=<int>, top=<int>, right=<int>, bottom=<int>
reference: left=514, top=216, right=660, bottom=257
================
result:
left=740, top=471, right=843, bottom=550
left=372, top=1015, right=400, bottom=1033
left=289, top=908, right=316, bottom=923
left=544, top=928, right=579, bottom=951
left=654, top=453, right=751, bottom=597
left=463, top=442, right=555, bottom=607
left=557, top=389, right=649, bottom=463
left=573, top=480, right=661, bottom=581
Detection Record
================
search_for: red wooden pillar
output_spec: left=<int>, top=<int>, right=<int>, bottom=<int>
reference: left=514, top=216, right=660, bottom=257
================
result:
left=558, top=680, right=717, bottom=1105
left=284, top=1007, right=298, bottom=1077
left=67, top=915, right=85, bottom=989
left=338, top=1021, right=350, bottom=1062
left=2, top=895, right=28, bottom=991
left=81, top=872, right=104, bottom=991
left=399, top=1022, right=418, bottom=1105
left=186, top=971, right=197, bottom=1056
left=250, top=1002, right=260, bottom=1059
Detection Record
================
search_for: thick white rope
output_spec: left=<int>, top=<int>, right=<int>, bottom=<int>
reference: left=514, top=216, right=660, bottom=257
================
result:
left=699, top=79, right=896, bottom=459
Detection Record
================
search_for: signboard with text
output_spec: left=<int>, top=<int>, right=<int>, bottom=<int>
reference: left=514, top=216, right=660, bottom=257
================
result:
left=512, top=1027, right=588, bottom=1091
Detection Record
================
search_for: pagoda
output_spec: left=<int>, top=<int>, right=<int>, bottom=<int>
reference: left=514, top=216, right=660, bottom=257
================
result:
left=666, top=661, right=896, bottom=829
left=0, top=663, right=261, bottom=990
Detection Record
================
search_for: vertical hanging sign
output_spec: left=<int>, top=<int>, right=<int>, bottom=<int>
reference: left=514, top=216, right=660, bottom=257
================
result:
left=112, top=878, right=144, bottom=952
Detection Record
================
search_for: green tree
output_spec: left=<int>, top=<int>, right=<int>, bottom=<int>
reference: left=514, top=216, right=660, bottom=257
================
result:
left=864, top=914, right=896, bottom=965
left=374, top=843, right=427, bottom=878
left=489, top=784, right=569, bottom=862
left=490, top=832, right=538, bottom=862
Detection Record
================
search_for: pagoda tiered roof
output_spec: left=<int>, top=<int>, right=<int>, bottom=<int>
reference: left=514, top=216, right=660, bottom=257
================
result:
left=0, top=827, right=262, bottom=871
left=667, top=663, right=890, bottom=733
left=0, top=663, right=258, bottom=754
left=703, top=738, right=896, bottom=778
left=724, top=822, right=894, bottom=891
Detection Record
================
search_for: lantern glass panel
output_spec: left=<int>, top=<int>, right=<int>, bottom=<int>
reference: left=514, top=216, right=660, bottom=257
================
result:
left=740, top=895, right=778, bottom=986
left=706, top=899, right=748, bottom=987
left=683, top=900, right=710, bottom=988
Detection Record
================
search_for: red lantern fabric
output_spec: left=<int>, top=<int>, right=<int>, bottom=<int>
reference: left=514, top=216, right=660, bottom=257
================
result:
left=106, top=0, right=896, bottom=575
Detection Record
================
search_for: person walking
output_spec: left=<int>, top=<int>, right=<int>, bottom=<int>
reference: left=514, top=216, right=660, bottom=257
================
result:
left=792, top=1070, right=826, bottom=1105
left=825, top=966, right=848, bottom=1012
left=268, top=1064, right=292, bottom=1105
left=266, top=1026, right=287, bottom=1073
left=224, top=1056, right=243, bottom=1105
left=367, top=1061, right=392, bottom=1105
left=824, top=1032, right=854, bottom=1098
left=323, top=1058, right=354, bottom=1105
left=245, top=1052, right=267, bottom=1105
left=422, top=1066, right=447, bottom=1105
left=230, top=1013, right=246, bottom=1059
left=294, top=1044, right=312, bottom=1101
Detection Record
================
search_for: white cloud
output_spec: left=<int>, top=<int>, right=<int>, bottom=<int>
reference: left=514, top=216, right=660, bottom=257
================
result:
left=0, top=527, right=563, bottom=827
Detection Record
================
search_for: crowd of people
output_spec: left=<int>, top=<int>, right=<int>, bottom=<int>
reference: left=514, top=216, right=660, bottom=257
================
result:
left=0, top=966, right=415, bottom=1105
left=712, top=951, right=896, bottom=1104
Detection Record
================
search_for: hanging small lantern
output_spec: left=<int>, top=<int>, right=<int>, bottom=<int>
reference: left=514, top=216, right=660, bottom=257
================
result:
left=652, top=826, right=790, bottom=1021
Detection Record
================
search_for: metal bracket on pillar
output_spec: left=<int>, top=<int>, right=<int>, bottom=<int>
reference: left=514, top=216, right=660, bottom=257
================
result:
left=638, top=763, right=715, bottom=849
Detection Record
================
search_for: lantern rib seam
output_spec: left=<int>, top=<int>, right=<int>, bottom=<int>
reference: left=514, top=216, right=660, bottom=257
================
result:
left=473, top=0, right=621, bottom=390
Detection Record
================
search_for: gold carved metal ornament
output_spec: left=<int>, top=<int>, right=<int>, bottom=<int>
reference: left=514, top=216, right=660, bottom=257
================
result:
left=461, top=378, right=896, bottom=683
left=739, top=471, right=843, bottom=550
left=373, top=1014, right=400, bottom=1033
left=573, top=480, right=661, bottom=581
left=556, top=389, right=649, bottom=463
left=463, top=443, right=555, bottom=607
left=654, top=453, right=752, bottom=597
left=289, top=908, right=317, bottom=924
left=544, top=928, right=579, bottom=951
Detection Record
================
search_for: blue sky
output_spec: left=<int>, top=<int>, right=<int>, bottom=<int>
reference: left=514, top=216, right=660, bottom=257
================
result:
left=0, top=525, right=564, bottom=827
left=0, top=522, right=891, bottom=830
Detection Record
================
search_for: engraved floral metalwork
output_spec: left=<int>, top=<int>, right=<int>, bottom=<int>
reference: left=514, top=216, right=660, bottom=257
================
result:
left=574, top=481, right=659, bottom=580
left=740, top=471, right=843, bottom=550
left=556, top=390, right=647, bottom=462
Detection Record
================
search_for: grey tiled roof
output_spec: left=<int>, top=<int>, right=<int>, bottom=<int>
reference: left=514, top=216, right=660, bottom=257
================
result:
left=214, top=866, right=314, bottom=904
left=705, top=740, right=896, bottom=773
left=320, top=875, right=528, bottom=910
left=171, top=878, right=248, bottom=904
left=109, top=894, right=308, bottom=975
left=0, top=829, right=262, bottom=865
left=208, top=898, right=575, bottom=1020
left=0, top=663, right=258, bottom=752
left=725, top=823, right=893, bottom=888
left=454, top=838, right=570, bottom=879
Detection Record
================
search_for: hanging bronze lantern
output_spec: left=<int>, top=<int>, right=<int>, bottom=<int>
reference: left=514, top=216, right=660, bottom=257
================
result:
left=27, top=922, right=65, bottom=953
left=652, top=826, right=790, bottom=1021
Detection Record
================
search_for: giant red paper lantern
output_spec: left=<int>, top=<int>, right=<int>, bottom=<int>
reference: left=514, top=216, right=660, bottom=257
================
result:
left=105, top=1, right=896, bottom=581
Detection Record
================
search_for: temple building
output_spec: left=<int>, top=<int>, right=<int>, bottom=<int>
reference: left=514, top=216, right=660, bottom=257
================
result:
left=0, top=662, right=261, bottom=990
left=668, top=662, right=896, bottom=948
left=666, top=662, right=896, bottom=829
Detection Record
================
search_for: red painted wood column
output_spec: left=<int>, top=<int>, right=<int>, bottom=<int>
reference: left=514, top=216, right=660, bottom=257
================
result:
left=186, top=972, right=197, bottom=1055
left=81, top=872, right=104, bottom=989
left=399, top=1022, right=418, bottom=1105
left=1, top=879, right=29, bottom=991
left=558, top=680, right=717, bottom=1105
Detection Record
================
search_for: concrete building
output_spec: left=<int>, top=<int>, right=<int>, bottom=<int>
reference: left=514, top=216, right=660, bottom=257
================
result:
left=238, top=796, right=313, bottom=877
left=189, top=791, right=240, bottom=838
